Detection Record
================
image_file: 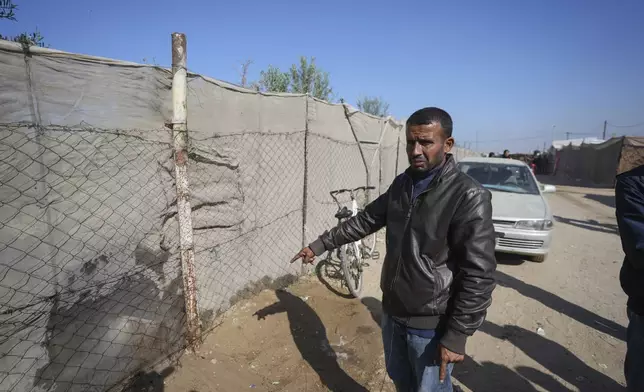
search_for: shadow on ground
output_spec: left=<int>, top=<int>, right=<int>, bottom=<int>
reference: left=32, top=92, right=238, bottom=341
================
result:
left=584, top=193, right=616, bottom=208
left=480, top=321, right=624, bottom=391
left=315, top=256, right=354, bottom=299
left=254, top=289, right=368, bottom=392
left=454, top=356, right=560, bottom=392
left=123, top=366, right=175, bottom=392
left=361, top=296, right=383, bottom=327
left=554, top=215, right=619, bottom=235
left=495, top=270, right=626, bottom=341
left=454, top=321, right=625, bottom=392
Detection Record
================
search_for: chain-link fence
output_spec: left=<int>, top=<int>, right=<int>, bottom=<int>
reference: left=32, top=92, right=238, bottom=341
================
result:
left=0, top=38, right=479, bottom=391
left=0, top=123, right=185, bottom=391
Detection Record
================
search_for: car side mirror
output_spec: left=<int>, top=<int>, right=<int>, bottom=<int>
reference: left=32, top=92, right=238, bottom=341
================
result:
left=542, top=184, right=556, bottom=193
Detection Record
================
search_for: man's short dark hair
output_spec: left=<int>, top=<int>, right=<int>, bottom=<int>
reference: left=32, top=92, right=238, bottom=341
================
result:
left=406, top=107, right=453, bottom=138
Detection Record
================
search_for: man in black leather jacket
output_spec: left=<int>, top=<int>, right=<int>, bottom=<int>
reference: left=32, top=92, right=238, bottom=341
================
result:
left=292, top=107, right=497, bottom=391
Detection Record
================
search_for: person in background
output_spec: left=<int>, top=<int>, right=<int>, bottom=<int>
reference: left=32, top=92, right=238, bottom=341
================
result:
left=540, top=153, right=549, bottom=175
left=615, top=164, right=644, bottom=392
left=531, top=151, right=540, bottom=174
left=291, top=107, right=497, bottom=391
left=488, top=152, right=495, bottom=157
left=532, top=151, right=541, bottom=174
left=502, top=149, right=510, bottom=158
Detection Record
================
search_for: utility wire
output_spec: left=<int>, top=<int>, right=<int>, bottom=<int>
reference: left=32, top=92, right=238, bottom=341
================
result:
left=460, top=132, right=596, bottom=145
left=607, top=122, right=644, bottom=128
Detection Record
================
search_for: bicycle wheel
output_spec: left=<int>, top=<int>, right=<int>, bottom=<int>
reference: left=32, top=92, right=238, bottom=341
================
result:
left=340, top=243, right=363, bottom=298
left=361, top=232, right=377, bottom=258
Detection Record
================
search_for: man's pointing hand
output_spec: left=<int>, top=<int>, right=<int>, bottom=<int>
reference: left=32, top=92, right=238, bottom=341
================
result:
left=291, top=247, right=316, bottom=264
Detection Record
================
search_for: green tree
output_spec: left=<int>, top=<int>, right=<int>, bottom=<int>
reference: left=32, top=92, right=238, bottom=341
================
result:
left=0, top=0, right=47, bottom=47
left=357, top=96, right=390, bottom=117
left=255, top=65, right=290, bottom=93
left=253, top=56, right=335, bottom=101
left=289, top=56, right=333, bottom=101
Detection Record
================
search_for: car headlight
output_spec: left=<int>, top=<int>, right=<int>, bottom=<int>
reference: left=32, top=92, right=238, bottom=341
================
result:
left=514, top=219, right=554, bottom=230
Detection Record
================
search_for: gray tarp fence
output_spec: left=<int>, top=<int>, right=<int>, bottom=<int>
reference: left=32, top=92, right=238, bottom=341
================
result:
left=0, top=40, right=479, bottom=391
left=554, top=136, right=644, bottom=186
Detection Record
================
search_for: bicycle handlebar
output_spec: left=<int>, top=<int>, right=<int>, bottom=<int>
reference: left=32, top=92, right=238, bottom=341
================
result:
left=329, top=186, right=376, bottom=207
left=329, top=186, right=375, bottom=196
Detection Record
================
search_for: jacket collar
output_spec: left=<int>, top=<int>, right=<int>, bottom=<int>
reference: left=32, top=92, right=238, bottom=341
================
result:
left=404, top=153, right=458, bottom=184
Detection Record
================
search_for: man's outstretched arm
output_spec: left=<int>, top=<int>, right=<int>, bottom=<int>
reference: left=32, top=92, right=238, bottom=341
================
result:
left=292, top=187, right=390, bottom=264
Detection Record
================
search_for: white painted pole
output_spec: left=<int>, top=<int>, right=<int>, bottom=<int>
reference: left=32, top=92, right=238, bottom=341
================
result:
left=171, top=32, right=201, bottom=349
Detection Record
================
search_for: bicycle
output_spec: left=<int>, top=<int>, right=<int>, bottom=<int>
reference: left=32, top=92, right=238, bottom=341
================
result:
left=329, top=186, right=380, bottom=298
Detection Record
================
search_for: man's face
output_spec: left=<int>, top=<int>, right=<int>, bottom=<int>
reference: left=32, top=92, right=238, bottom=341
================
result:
left=406, top=123, right=454, bottom=172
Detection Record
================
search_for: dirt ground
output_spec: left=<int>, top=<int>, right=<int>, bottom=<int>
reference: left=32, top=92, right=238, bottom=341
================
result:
left=157, top=182, right=627, bottom=392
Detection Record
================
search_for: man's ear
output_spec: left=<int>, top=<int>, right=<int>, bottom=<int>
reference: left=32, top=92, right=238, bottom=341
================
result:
left=444, top=137, right=454, bottom=153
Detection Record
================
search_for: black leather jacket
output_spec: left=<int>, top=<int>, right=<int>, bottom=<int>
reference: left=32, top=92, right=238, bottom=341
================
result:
left=616, top=164, right=644, bottom=315
left=309, top=154, right=497, bottom=354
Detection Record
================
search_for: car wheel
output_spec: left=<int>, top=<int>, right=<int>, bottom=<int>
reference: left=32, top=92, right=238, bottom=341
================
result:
left=531, top=254, right=547, bottom=263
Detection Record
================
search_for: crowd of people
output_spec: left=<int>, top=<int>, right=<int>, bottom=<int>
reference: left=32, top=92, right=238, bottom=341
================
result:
left=531, top=150, right=551, bottom=174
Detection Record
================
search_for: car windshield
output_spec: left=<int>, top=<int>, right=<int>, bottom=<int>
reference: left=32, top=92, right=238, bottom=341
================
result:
left=457, top=162, right=540, bottom=195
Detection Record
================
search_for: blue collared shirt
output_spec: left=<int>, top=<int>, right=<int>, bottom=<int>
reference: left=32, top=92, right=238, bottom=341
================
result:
left=410, top=163, right=443, bottom=201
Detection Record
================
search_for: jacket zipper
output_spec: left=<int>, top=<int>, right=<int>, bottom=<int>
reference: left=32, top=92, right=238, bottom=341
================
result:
left=388, top=169, right=446, bottom=292
left=390, top=176, right=419, bottom=291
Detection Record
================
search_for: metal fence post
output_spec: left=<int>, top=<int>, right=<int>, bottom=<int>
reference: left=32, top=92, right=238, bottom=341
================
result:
left=342, top=104, right=371, bottom=199
left=301, top=95, right=311, bottom=275
left=171, top=32, right=201, bottom=348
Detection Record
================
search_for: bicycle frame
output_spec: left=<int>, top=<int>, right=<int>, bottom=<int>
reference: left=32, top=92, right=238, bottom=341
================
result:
left=328, top=185, right=376, bottom=298
left=329, top=186, right=375, bottom=258
left=348, top=190, right=363, bottom=260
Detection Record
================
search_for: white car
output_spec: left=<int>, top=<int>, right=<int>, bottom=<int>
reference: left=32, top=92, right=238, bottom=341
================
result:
left=457, top=157, right=556, bottom=262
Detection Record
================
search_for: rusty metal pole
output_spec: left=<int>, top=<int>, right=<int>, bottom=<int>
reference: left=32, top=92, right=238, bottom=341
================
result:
left=171, top=32, right=201, bottom=349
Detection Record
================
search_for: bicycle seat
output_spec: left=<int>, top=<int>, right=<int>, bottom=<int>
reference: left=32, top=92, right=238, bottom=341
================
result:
left=335, top=207, right=352, bottom=219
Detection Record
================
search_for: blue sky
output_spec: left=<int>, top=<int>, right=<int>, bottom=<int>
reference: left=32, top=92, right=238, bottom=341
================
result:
left=4, top=0, right=644, bottom=153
